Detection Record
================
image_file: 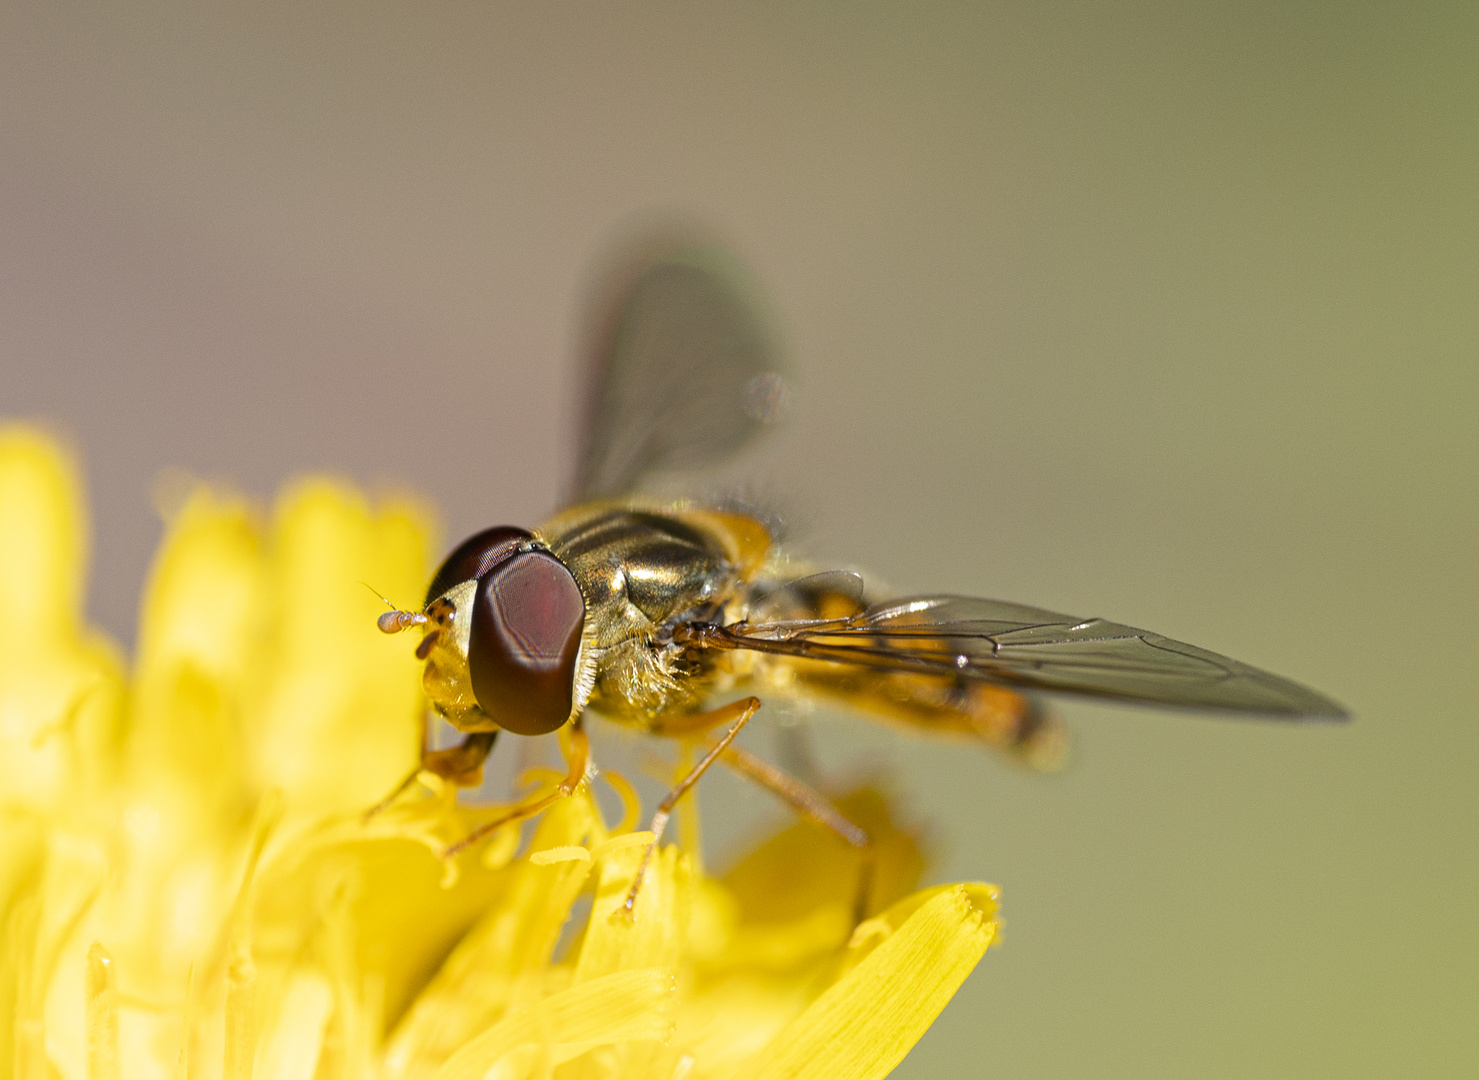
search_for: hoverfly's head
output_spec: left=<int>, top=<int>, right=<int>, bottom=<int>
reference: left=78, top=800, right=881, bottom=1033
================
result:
left=378, top=526, right=586, bottom=736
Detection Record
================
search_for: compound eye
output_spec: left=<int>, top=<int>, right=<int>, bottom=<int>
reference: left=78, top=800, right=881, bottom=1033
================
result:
left=425, top=526, right=534, bottom=605
left=467, top=550, right=585, bottom=736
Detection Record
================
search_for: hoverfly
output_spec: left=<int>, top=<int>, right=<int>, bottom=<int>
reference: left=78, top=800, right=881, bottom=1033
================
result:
left=375, top=245, right=1347, bottom=911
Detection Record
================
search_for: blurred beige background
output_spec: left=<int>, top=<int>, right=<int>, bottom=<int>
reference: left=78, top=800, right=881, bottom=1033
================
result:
left=2, top=2, right=1475, bottom=1076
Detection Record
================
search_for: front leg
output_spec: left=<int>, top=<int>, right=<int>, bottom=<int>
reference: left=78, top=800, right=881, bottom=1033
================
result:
left=363, top=729, right=498, bottom=821
left=442, top=717, right=591, bottom=859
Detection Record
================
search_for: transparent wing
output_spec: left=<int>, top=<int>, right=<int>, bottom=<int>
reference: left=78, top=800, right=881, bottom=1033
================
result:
left=720, top=594, right=1347, bottom=720
left=748, top=570, right=866, bottom=624
left=573, top=246, right=787, bottom=501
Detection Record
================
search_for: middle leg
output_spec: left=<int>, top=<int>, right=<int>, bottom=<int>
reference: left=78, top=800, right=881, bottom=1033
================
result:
left=623, top=696, right=763, bottom=913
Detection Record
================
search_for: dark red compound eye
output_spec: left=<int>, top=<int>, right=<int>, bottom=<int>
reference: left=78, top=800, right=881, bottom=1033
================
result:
left=424, top=526, right=535, bottom=605
left=467, top=550, right=586, bottom=736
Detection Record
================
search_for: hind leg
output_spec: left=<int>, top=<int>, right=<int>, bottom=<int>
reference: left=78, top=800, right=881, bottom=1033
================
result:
left=719, top=743, right=874, bottom=923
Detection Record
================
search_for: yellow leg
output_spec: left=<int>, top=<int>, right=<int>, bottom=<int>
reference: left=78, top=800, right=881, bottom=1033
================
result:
left=719, top=744, right=867, bottom=848
left=443, top=719, right=590, bottom=859
left=623, top=697, right=763, bottom=914
left=720, top=743, right=875, bottom=922
left=363, top=730, right=498, bottom=822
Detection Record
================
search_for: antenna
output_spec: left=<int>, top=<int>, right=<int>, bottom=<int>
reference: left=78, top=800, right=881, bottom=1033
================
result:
left=362, top=582, right=428, bottom=635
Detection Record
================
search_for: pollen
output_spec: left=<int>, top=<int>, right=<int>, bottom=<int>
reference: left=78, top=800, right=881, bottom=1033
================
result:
left=0, top=424, right=1000, bottom=1080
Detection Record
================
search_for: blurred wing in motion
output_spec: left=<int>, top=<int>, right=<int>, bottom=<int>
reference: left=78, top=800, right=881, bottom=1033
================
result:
left=722, top=594, right=1348, bottom=720
left=573, top=246, right=787, bottom=501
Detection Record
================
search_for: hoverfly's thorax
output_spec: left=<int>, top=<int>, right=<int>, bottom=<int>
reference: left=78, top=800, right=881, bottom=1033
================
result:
left=540, top=505, right=755, bottom=650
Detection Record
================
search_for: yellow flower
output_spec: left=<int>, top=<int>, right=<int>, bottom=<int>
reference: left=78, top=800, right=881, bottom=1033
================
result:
left=0, top=425, right=1000, bottom=1080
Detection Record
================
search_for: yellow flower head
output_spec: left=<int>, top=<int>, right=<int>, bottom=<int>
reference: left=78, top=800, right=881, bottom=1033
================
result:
left=0, top=425, right=999, bottom=1080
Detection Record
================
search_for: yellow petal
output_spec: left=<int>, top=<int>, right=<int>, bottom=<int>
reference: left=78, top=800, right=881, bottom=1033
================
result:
left=669, top=971, right=818, bottom=1078
left=251, top=480, right=432, bottom=814
left=251, top=828, right=519, bottom=1037
left=128, top=483, right=263, bottom=831
left=431, top=968, right=676, bottom=1080
left=721, top=788, right=926, bottom=929
left=382, top=792, right=606, bottom=1079
left=0, top=426, right=86, bottom=645
left=557, top=841, right=693, bottom=1080
left=742, top=884, right=998, bottom=1080
left=135, top=485, right=262, bottom=689
left=0, top=428, right=123, bottom=809
left=574, top=839, right=690, bottom=984
left=256, top=971, right=334, bottom=1080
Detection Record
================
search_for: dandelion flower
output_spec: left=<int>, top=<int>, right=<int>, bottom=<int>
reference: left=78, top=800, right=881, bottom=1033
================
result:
left=0, top=425, right=1000, bottom=1080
